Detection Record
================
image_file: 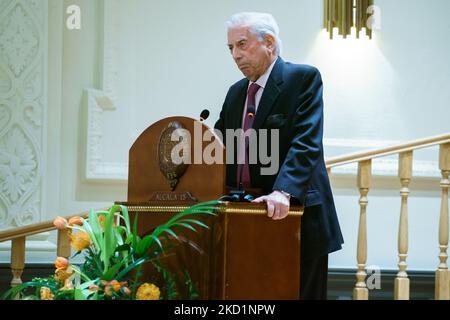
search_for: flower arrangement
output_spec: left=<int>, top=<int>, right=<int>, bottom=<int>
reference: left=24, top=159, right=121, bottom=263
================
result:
left=1, top=201, right=219, bottom=300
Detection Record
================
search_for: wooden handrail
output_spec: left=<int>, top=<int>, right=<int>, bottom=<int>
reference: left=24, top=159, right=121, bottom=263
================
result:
left=326, top=133, right=450, bottom=168
left=0, top=211, right=95, bottom=243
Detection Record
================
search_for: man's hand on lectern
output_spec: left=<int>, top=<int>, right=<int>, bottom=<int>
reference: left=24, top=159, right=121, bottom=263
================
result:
left=252, top=190, right=290, bottom=220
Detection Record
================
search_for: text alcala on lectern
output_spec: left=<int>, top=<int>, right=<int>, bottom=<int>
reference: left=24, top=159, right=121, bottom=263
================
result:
left=116, top=116, right=304, bottom=299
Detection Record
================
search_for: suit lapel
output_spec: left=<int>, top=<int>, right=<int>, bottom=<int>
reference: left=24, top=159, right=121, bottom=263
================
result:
left=252, top=57, right=285, bottom=130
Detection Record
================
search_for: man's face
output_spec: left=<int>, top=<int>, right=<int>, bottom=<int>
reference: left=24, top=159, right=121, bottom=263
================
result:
left=227, top=26, right=274, bottom=82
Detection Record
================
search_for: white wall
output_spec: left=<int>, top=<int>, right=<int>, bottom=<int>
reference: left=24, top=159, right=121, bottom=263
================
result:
left=1, top=0, right=449, bottom=270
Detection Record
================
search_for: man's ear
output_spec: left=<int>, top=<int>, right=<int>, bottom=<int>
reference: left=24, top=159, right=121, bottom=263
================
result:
left=264, top=34, right=276, bottom=52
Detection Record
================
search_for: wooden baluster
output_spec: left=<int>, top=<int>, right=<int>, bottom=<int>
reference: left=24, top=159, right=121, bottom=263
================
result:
left=57, top=229, right=72, bottom=258
left=394, top=151, right=412, bottom=300
left=10, top=237, right=26, bottom=300
left=353, top=160, right=371, bottom=300
left=436, top=143, right=450, bottom=300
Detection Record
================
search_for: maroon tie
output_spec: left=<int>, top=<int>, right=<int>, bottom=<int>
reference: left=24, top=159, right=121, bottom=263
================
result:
left=237, top=83, right=260, bottom=188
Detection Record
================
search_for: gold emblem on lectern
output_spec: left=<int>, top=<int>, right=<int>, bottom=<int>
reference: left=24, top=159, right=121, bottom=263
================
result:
left=158, top=121, right=189, bottom=190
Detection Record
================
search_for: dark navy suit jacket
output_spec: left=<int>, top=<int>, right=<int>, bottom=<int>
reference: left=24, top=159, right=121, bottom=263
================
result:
left=214, top=57, right=344, bottom=260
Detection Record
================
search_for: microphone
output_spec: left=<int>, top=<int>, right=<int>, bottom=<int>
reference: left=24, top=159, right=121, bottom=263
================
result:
left=247, top=106, right=255, bottom=118
left=200, top=109, right=210, bottom=121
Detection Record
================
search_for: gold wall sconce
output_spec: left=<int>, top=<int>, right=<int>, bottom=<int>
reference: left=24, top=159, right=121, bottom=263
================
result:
left=324, top=0, right=374, bottom=39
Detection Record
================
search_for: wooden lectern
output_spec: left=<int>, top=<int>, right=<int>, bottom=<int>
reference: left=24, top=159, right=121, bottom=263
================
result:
left=117, top=117, right=303, bottom=299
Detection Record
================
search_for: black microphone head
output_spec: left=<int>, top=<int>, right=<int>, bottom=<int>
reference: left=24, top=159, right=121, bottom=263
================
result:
left=200, top=109, right=210, bottom=121
left=247, top=106, right=256, bottom=118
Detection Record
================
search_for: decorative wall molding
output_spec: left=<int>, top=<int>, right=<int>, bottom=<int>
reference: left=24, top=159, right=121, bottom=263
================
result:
left=0, top=0, right=48, bottom=231
left=84, top=0, right=125, bottom=182
left=84, top=88, right=127, bottom=181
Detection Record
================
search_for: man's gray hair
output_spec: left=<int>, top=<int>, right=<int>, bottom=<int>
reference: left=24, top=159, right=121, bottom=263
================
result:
left=226, top=12, right=282, bottom=56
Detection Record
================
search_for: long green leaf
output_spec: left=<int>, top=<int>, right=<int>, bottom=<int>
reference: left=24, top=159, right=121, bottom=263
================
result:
left=149, top=234, right=163, bottom=251
left=102, top=259, right=126, bottom=281
left=132, top=212, right=139, bottom=252
left=162, top=228, right=180, bottom=242
left=1, top=281, right=52, bottom=300
left=136, top=234, right=153, bottom=256
left=88, top=209, right=103, bottom=251
left=70, top=265, right=92, bottom=282
left=102, top=207, right=117, bottom=272
left=116, top=256, right=147, bottom=280
left=176, top=219, right=209, bottom=229
left=174, top=222, right=198, bottom=232
left=116, top=205, right=131, bottom=234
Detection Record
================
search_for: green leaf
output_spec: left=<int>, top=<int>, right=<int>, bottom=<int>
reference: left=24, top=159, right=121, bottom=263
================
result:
left=176, top=219, right=209, bottom=229
left=102, top=207, right=118, bottom=272
left=74, top=288, right=88, bottom=300
left=102, top=259, right=125, bottom=281
left=70, top=265, right=92, bottom=282
left=136, top=233, right=155, bottom=256
left=88, top=209, right=103, bottom=250
left=116, top=256, right=147, bottom=280
left=163, top=228, right=179, bottom=240
left=150, top=235, right=163, bottom=250
left=174, top=222, right=197, bottom=232
left=116, top=205, right=131, bottom=234
left=115, top=244, right=130, bottom=253
left=132, top=212, right=139, bottom=251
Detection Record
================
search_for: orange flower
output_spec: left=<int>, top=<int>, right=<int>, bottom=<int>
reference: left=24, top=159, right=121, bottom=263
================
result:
left=70, top=231, right=91, bottom=251
left=136, top=283, right=160, bottom=300
left=99, top=280, right=129, bottom=297
left=98, top=215, right=105, bottom=227
left=109, top=280, right=121, bottom=292
left=98, top=214, right=117, bottom=228
left=89, top=284, right=99, bottom=291
left=54, top=257, right=69, bottom=270
left=104, top=285, right=113, bottom=297
left=68, top=216, right=83, bottom=226
left=53, top=216, right=68, bottom=230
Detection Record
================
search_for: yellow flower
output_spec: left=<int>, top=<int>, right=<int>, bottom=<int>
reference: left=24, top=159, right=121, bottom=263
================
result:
left=136, top=283, right=160, bottom=300
left=40, top=287, right=55, bottom=300
left=59, top=278, right=74, bottom=291
left=54, top=266, right=73, bottom=282
left=53, top=216, right=67, bottom=230
left=54, top=257, right=69, bottom=270
left=70, top=230, right=91, bottom=251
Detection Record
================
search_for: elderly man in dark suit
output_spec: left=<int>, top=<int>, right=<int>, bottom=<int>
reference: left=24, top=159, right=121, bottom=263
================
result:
left=214, top=12, right=344, bottom=300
